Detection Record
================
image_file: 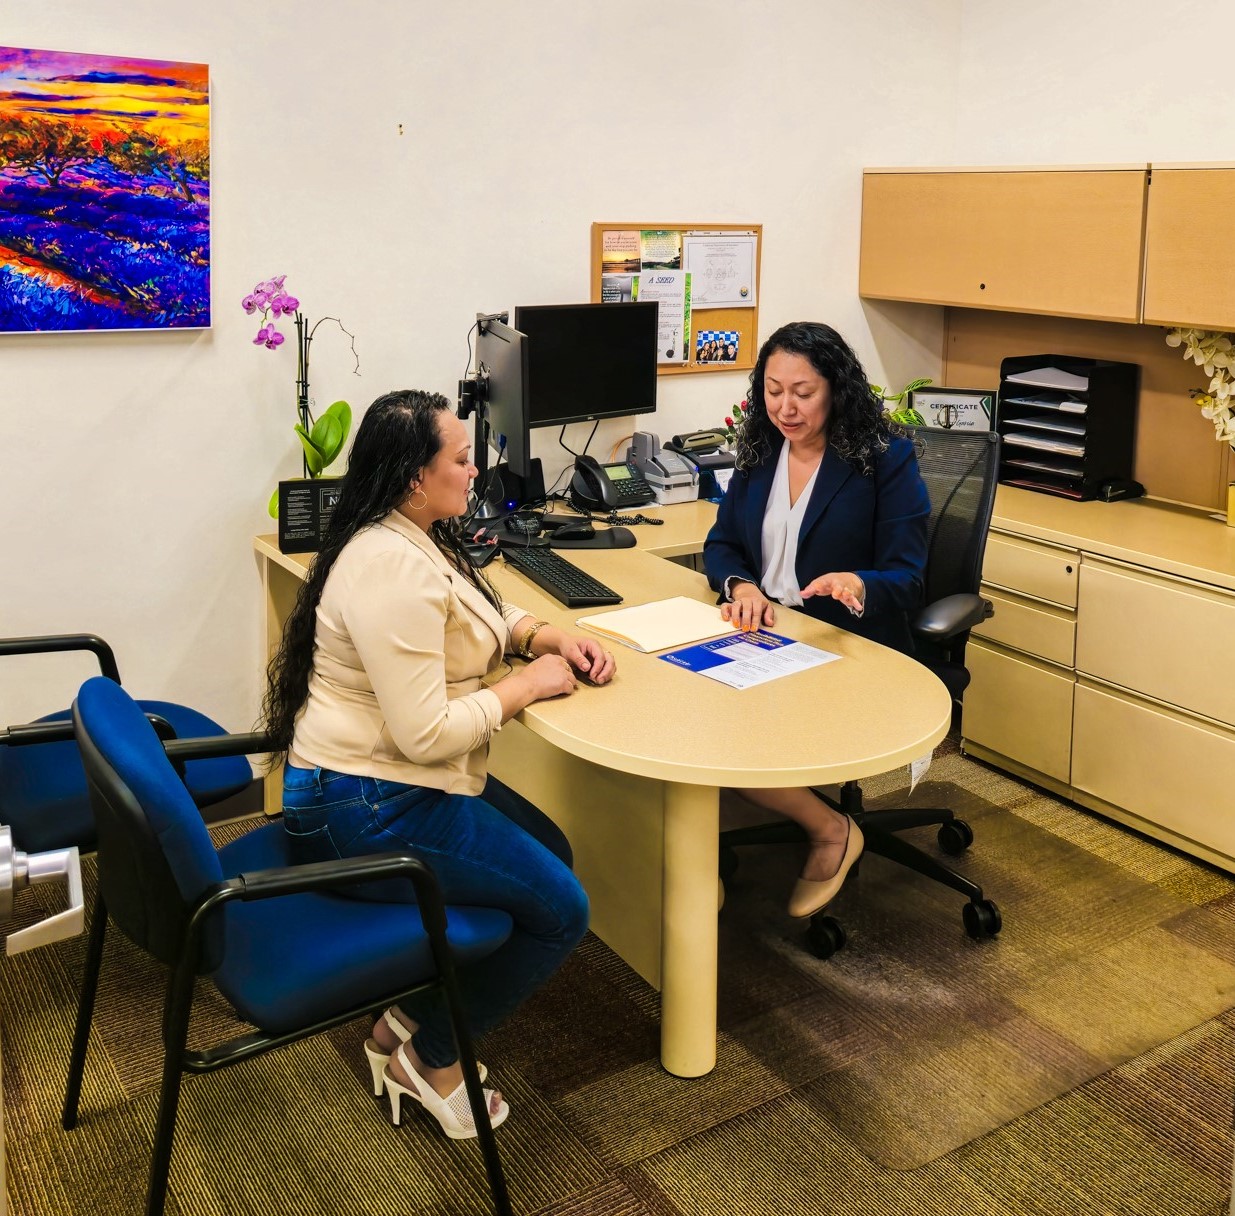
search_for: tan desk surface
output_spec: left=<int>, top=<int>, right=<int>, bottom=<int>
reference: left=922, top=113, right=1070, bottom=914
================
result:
left=253, top=509, right=951, bottom=1076
left=255, top=520, right=948, bottom=789
left=992, top=486, right=1235, bottom=591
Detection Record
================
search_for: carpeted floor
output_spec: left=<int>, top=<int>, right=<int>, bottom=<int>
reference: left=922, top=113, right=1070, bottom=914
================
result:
left=4, top=747, right=1234, bottom=1215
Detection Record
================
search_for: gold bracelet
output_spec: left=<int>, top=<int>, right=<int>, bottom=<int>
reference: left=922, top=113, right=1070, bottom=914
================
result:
left=517, top=620, right=549, bottom=660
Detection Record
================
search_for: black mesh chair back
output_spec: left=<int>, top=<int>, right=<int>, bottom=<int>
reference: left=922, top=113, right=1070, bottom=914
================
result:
left=911, top=428, right=1000, bottom=608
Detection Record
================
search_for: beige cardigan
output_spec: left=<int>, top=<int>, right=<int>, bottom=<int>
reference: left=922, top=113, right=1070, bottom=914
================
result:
left=290, top=511, right=528, bottom=794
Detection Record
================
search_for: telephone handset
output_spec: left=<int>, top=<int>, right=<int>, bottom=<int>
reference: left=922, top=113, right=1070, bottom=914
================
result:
left=570, top=454, right=656, bottom=511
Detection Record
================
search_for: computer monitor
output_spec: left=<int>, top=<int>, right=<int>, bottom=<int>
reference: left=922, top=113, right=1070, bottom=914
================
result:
left=514, top=301, right=658, bottom=428
left=474, top=315, right=530, bottom=480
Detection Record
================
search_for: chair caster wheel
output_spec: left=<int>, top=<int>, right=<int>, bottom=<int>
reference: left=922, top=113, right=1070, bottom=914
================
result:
left=963, top=898, right=1001, bottom=939
left=805, top=915, right=847, bottom=960
left=719, top=846, right=739, bottom=882
left=937, top=819, right=974, bottom=855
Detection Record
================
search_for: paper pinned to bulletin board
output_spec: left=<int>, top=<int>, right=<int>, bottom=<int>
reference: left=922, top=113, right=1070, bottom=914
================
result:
left=591, top=222, right=762, bottom=375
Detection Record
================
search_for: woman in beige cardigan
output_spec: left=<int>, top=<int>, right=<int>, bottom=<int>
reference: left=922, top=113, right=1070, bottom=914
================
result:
left=263, top=389, right=615, bottom=1141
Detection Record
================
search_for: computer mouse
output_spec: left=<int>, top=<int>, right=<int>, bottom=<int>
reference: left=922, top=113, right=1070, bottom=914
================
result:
left=553, top=522, right=595, bottom=541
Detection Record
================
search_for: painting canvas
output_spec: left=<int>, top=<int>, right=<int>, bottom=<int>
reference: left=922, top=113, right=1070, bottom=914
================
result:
left=0, top=46, right=209, bottom=332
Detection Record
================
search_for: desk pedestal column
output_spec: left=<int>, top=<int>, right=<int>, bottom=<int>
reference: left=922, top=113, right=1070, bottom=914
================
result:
left=660, top=782, right=719, bottom=1078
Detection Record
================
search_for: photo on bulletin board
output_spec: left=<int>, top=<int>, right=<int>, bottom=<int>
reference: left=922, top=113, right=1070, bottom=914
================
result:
left=695, top=329, right=739, bottom=364
left=907, top=387, right=995, bottom=431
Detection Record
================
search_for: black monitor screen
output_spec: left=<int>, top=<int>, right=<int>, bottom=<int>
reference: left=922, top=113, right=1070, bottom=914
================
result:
left=475, top=317, right=530, bottom=478
left=514, top=302, right=658, bottom=428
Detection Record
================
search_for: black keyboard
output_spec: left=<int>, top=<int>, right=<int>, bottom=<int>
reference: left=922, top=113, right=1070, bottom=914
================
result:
left=502, top=545, right=622, bottom=608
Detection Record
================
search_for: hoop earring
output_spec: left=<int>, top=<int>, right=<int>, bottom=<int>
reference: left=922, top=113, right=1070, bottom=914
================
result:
left=407, top=487, right=429, bottom=511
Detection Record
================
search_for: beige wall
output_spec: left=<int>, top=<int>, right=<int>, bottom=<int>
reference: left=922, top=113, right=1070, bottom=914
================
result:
left=11, top=2, right=1222, bottom=736
left=0, top=2, right=956, bottom=731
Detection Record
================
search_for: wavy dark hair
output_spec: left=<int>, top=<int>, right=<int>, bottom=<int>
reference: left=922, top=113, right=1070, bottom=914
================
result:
left=734, top=322, right=898, bottom=475
left=262, top=388, right=501, bottom=760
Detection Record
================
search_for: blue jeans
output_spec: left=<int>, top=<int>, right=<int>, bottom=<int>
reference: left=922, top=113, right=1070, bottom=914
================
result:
left=282, top=766, right=589, bottom=1068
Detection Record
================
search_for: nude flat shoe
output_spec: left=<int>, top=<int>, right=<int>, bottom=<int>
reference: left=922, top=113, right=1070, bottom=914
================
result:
left=788, top=816, right=864, bottom=918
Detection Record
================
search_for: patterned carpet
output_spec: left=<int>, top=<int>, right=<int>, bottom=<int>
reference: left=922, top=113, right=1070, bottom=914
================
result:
left=4, top=748, right=1234, bottom=1215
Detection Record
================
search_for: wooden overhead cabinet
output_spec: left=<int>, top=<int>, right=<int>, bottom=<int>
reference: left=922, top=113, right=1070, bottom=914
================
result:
left=1143, top=166, right=1235, bottom=330
left=859, top=168, right=1149, bottom=322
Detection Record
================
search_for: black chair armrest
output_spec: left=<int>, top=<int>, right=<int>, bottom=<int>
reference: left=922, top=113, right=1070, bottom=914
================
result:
left=912, top=593, right=993, bottom=641
left=0, top=634, right=120, bottom=682
left=163, top=732, right=273, bottom=764
left=2, top=711, right=178, bottom=749
left=185, top=853, right=452, bottom=953
left=226, top=852, right=434, bottom=902
left=0, top=720, right=77, bottom=747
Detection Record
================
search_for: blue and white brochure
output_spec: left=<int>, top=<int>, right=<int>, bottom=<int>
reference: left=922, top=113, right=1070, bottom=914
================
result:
left=659, top=629, right=839, bottom=689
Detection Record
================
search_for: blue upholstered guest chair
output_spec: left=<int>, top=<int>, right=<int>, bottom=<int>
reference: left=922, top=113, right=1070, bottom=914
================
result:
left=0, top=634, right=252, bottom=853
left=64, top=676, right=513, bottom=1216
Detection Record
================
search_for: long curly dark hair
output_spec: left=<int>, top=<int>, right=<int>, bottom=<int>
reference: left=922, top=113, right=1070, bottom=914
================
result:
left=734, top=322, right=897, bottom=475
left=261, top=388, right=501, bottom=760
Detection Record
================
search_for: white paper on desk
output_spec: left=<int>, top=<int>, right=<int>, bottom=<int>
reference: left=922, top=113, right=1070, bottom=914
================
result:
left=577, top=595, right=734, bottom=653
left=697, top=637, right=839, bottom=690
left=1003, top=366, right=1089, bottom=392
left=909, top=751, right=933, bottom=793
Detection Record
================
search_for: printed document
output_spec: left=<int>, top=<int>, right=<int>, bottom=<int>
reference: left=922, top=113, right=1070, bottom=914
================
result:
left=660, top=629, right=840, bottom=690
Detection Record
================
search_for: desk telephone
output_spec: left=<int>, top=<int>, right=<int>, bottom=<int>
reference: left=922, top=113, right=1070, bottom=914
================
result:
left=570, top=454, right=657, bottom=511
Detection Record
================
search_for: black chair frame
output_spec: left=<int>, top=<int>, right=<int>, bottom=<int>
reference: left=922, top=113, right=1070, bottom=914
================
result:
left=720, top=429, right=1003, bottom=959
left=64, top=727, right=510, bottom=1216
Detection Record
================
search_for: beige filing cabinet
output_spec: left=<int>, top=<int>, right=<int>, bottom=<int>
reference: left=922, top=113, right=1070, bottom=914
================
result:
left=963, top=487, right=1235, bottom=872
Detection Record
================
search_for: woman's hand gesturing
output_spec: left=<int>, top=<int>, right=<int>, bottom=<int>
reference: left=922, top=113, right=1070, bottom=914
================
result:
left=801, top=572, right=865, bottom=615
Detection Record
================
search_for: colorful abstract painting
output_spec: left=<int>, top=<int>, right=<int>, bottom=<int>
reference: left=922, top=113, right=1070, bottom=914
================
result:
left=0, top=46, right=209, bottom=332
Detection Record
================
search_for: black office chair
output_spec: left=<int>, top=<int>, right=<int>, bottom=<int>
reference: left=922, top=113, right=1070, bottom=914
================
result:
left=0, top=634, right=253, bottom=853
left=65, top=676, right=513, bottom=1216
left=720, top=428, right=1003, bottom=959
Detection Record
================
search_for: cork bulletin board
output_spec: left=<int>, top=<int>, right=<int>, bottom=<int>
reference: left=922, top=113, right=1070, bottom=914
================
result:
left=590, top=222, right=763, bottom=376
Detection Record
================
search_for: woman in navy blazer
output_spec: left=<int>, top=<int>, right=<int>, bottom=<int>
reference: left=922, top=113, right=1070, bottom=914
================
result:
left=703, top=321, right=930, bottom=918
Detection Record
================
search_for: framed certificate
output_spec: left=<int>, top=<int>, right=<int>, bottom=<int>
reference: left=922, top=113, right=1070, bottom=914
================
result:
left=907, top=387, right=995, bottom=432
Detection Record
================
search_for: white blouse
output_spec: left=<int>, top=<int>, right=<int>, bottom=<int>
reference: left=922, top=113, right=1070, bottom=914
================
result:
left=759, top=440, right=819, bottom=608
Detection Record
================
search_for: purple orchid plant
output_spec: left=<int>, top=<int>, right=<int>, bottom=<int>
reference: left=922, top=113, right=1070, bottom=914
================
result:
left=243, top=275, right=359, bottom=514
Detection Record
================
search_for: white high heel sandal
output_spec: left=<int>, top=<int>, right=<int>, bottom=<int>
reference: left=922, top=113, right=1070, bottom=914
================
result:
left=363, top=1008, right=486, bottom=1097
left=383, top=1043, right=509, bottom=1140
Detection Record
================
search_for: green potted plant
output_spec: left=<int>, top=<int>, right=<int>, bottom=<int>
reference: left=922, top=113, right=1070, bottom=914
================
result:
left=243, top=276, right=359, bottom=551
left=871, top=376, right=933, bottom=426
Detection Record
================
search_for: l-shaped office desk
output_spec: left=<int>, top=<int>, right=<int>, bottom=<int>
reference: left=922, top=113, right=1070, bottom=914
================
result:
left=253, top=500, right=951, bottom=1078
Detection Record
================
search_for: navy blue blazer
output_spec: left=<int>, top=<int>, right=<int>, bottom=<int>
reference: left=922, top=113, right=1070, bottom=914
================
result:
left=703, top=436, right=929, bottom=653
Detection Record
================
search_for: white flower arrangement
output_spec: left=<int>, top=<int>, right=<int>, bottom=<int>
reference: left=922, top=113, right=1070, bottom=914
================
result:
left=1164, top=327, right=1235, bottom=445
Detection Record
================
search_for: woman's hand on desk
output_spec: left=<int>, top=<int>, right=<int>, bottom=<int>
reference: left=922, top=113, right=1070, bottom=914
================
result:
left=557, top=635, right=616, bottom=685
left=518, top=621, right=616, bottom=686
left=722, top=582, right=776, bottom=632
left=801, top=572, right=866, bottom=617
